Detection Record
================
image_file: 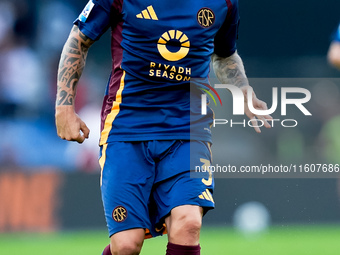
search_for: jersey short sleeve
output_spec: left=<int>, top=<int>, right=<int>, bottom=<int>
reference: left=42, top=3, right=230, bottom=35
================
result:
left=74, top=0, right=114, bottom=41
left=213, top=0, right=240, bottom=57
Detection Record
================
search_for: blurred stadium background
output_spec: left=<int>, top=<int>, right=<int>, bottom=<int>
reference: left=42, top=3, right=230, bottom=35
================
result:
left=0, top=0, right=340, bottom=254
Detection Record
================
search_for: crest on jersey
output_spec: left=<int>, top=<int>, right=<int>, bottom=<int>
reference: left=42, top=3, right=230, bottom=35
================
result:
left=197, top=8, right=215, bottom=28
left=112, top=206, right=128, bottom=222
left=79, top=0, right=95, bottom=22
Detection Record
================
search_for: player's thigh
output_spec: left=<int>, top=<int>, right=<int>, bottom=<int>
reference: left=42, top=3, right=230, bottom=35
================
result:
left=156, top=170, right=211, bottom=244
left=154, top=140, right=215, bottom=243
left=100, top=142, right=155, bottom=237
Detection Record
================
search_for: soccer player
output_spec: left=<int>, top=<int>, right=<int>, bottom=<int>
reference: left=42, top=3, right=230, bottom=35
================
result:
left=55, top=0, right=272, bottom=254
left=328, top=23, right=340, bottom=69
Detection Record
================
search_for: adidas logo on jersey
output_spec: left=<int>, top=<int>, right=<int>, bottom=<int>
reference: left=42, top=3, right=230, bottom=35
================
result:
left=136, top=6, right=158, bottom=20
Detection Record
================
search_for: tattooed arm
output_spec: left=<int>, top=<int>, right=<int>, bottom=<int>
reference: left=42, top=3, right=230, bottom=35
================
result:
left=212, top=51, right=249, bottom=88
left=55, top=25, right=94, bottom=143
left=212, top=52, right=272, bottom=133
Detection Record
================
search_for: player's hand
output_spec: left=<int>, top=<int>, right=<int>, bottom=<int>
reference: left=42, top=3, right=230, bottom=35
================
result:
left=55, top=105, right=90, bottom=143
left=241, top=86, right=273, bottom=133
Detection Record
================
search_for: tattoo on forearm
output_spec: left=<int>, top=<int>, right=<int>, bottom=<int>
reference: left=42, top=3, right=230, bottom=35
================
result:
left=212, top=52, right=249, bottom=88
left=56, top=26, right=94, bottom=106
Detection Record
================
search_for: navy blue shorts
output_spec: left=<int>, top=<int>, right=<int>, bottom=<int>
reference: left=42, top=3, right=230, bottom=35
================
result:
left=99, top=140, right=214, bottom=238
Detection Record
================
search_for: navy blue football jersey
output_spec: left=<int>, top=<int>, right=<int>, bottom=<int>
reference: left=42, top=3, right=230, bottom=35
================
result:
left=74, top=0, right=240, bottom=144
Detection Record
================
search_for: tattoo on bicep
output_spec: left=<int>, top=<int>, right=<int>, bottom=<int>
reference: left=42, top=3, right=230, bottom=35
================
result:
left=213, top=54, right=249, bottom=88
left=56, top=26, right=93, bottom=106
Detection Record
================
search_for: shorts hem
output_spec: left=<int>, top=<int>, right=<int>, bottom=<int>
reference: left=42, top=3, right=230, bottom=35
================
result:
left=108, top=225, right=148, bottom=238
left=158, top=201, right=215, bottom=225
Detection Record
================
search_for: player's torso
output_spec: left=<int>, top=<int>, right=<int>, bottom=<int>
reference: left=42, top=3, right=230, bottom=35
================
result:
left=101, top=0, right=231, bottom=143
left=117, top=0, right=229, bottom=83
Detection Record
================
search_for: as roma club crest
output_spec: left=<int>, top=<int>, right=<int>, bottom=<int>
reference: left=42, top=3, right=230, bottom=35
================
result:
left=112, top=206, right=128, bottom=222
left=197, top=8, right=215, bottom=28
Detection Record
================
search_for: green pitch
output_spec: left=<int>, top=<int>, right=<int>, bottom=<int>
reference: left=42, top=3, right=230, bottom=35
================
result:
left=0, top=225, right=340, bottom=255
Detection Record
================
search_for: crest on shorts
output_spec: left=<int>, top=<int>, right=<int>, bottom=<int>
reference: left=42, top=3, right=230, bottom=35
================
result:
left=112, top=206, right=128, bottom=222
left=197, top=8, right=215, bottom=28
